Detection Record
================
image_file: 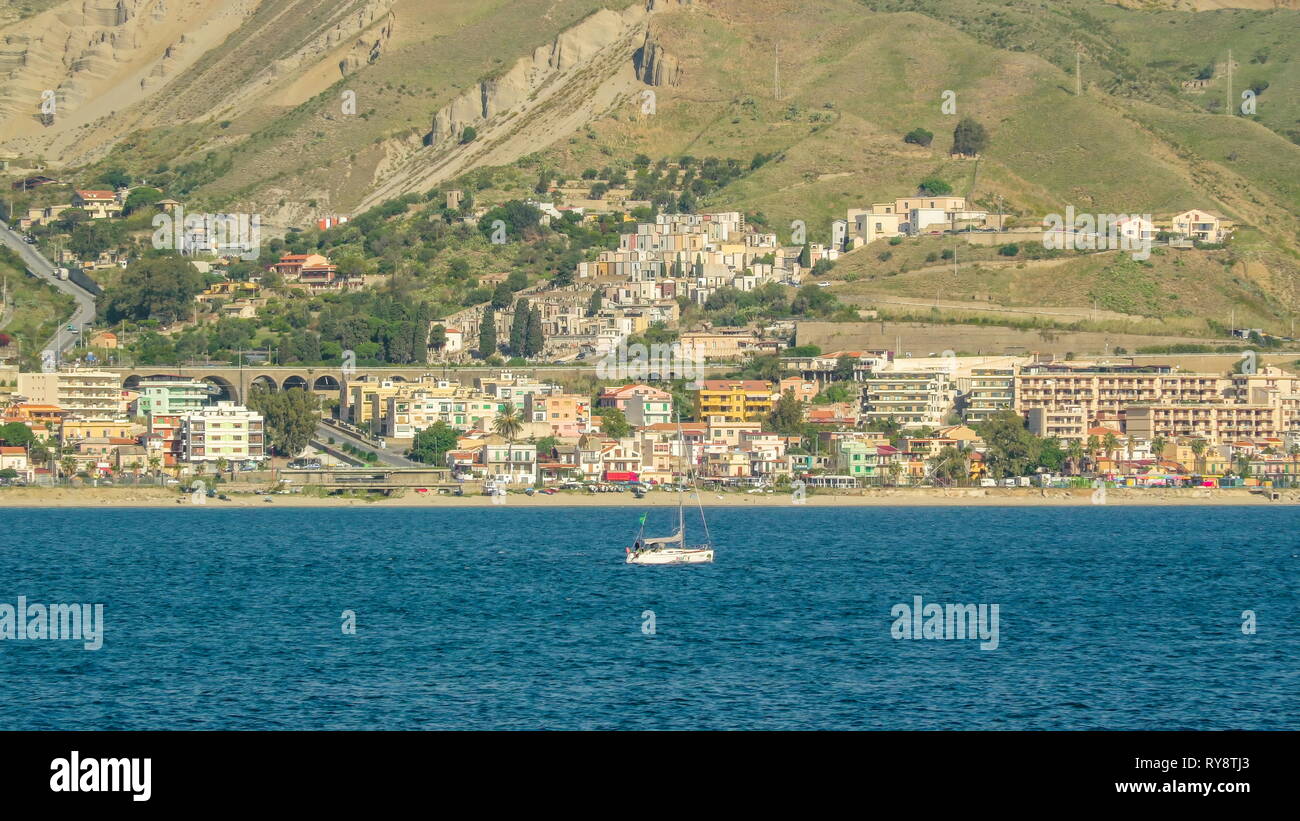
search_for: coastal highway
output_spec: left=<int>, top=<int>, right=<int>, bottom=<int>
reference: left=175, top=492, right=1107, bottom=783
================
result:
left=314, top=420, right=421, bottom=468
left=0, top=218, right=98, bottom=360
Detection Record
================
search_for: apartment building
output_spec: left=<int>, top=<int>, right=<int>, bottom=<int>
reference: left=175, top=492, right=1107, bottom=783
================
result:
left=1024, top=405, right=1089, bottom=442
left=625, top=396, right=673, bottom=428
left=525, top=392, right=591, bottom=436
left=861, top=370, right=955, bottom=429
left=694, top=380, right=776, bottom=422
left=597, top=383, right=671, bottom=410
left=1125, top=404, right=1284, bottom=444
left=134, top=378, right=216, bottom=417
left=18, top=368, right=125, bottom=417
left=1015, top=364, right=1228, bottom=422
left=181, top=403, right=265, bottom=465
left=962, top=367, right=1016, bottom=423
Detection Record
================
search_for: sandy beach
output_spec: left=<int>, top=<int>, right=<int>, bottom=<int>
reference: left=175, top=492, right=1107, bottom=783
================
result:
left=0, top=486, right=1294, bottom=508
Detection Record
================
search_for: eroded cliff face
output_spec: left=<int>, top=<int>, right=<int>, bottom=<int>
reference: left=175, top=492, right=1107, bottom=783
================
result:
left=0, top=0, right=244, bottom=137
left=426, top=0, right=688, bottom=147
left=0, top=0, right=396, bottom=160
left=339, top=10, right=395, bottom=76
left=633, top=28, right=682, bottom=87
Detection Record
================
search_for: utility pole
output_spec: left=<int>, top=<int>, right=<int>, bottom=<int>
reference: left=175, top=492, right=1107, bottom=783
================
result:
left=1225, top=49, right=1233, bottom=115
left=1075, top=45, right=1083, bottom=97
left=774, top=41, right=780, bottom=101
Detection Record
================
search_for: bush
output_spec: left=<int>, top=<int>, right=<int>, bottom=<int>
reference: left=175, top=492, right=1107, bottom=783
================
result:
left=917, top=176, right=952, bottom=196
left=998, top=244, right=1020, bottom=257
left=903, top=128, right=934, bottom=147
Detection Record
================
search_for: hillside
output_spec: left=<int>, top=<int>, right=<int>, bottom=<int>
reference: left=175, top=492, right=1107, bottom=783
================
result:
left=2, top=0, right=1298, bottom=333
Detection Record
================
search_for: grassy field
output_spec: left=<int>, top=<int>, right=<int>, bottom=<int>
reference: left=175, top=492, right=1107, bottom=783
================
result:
left=828, top=240, right=1295, bottom=337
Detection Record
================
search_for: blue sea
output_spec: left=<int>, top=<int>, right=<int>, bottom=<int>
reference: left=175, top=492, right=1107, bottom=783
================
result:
left=0, top=506, right=1295, bottom=730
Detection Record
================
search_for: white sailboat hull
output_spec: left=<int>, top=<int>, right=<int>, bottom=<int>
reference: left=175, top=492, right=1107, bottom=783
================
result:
left=626, top=547, right=714, bottom=565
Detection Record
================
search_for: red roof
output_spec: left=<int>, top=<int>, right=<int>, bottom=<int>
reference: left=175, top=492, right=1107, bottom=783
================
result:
left=75, top=189, right=115, bottom=199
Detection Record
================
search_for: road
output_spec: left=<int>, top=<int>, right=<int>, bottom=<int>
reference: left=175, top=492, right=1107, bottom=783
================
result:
left=0, top=218, right=98, bottom=361
left=314, top=420, right=421, bottom=468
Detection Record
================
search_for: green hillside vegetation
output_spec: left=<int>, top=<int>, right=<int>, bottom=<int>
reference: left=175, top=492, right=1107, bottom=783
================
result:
left=0, top=248, right=76, bottom=368
left=832, top=243, right=1290, bottom=337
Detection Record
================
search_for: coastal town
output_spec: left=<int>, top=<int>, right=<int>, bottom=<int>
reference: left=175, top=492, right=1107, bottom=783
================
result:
left=0, top=180, right=1292, bottom=502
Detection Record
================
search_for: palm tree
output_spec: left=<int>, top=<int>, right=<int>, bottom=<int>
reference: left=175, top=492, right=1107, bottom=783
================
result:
left=148, top=456, right=161, bottom=478
left=492, top=402, right=523, bottom=442
left=59, top=455, right=77, bottom=480
left=1067, top=439, right=1085, bottom=476
left=1151, top=434, right=1166, bottom=463
left=1102, top=431, right=1119, bottom=466
left=1085, top=435, right=1101, bottom=473
left=1190, top=438, right=1208, bottom=476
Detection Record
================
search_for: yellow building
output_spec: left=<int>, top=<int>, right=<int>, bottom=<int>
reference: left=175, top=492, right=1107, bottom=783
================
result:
left=694, top=380, right=775, bottom=422
left=61, top=417, right=141, bottom=443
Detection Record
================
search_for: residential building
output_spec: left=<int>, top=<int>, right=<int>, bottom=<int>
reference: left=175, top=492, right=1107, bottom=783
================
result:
left=694, top=380, right=776, bottom=422
left=597, top=383, right=671, bottom=410
left=134, top=378, right=216, bottom=418
left=18, top=368, right=125, bottom=417
left=1171, top=209, right=1231, bottom=244
left=180, top=403, right=265, bottom=465
left=861, top=370, right=955, bottom=429
left=625, top=395, right=673, bottom=428
left=963, top=367, right=1016, bottom=423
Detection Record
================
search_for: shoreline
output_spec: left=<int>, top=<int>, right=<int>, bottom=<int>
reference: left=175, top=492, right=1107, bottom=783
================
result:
left=0, top=487, right=1294, bottom=508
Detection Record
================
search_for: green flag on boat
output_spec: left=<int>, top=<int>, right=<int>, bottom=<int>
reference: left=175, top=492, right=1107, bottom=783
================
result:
left=639, top=513, right=647, bottom=525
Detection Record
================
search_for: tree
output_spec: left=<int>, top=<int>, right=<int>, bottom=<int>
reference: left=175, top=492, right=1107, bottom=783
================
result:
left=124, top=187, right=163, bottom=214
left=460, top=126, right=478, bottom=144
left=1190, top=438, right=1208, bottom=475
left=0, top=422, right=35, bottom=447
left=103, top=255, right=205, bottom=324
left=509, top=299, right=530, bottom=355
left=832, top=355, right=856, bottom=383
left=586, top=290, right=602, bottom=317
left=477, top=309, right=497, bottom=358
left=60, top=456, right=77, bottom=479
left=903, top=127, right=934, bottom=147
left=429, top=325, right=447, bottom=351
left=798, top=243, right=811, bottom=268
left=767, top=390, right=804, bottom=435
left=952, top=117, right=988, bottom=156
left=408, top=421, right=458, bottom=465
left=0, top=468, right=17, bottom=480
left=492, top=402, right=523, bottom=442
left=525, top=306, right=543, bottom=358
left=601, top=408, right=631, bottom=439
left=1102, top=431, right=1119, bottom=466
left=490, top=281, right=512, bottom=309
left=977, top=410, right=1041, bottom=479
left=928, top=446, right=968, bottom=486
left=1067, top=439, right=1085, bottom=476
left=917, top=176, right=952, bottom=196
left=246, top=387, right=319, bottom=457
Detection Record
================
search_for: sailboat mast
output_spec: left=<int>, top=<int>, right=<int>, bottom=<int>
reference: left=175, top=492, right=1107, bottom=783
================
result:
left=676, top=410, right=686, bottom=540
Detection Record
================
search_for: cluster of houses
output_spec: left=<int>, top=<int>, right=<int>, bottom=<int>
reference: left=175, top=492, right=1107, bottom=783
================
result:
left=831, top=193, right=1233, bottom=250
left=443, top=211, right=830, bottom=363
left=329, top=349, right=1300, bottom=489
left=0, top=367, right=264, bottom=483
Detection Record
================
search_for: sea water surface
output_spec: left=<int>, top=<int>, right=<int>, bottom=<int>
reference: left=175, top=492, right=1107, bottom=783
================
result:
left=0, top=506, right=1295, bottom=730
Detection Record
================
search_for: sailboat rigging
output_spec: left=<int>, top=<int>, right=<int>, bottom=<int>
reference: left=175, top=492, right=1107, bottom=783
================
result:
left=626, top=413, right=715, bottom=565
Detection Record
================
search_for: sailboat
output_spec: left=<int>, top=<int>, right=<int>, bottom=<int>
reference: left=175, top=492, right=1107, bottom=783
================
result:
left=626, top=414, right=714, bottom=565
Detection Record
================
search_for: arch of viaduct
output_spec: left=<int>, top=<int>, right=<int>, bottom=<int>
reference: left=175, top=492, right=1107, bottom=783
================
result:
left=108, top=364, right=736, bottom=404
